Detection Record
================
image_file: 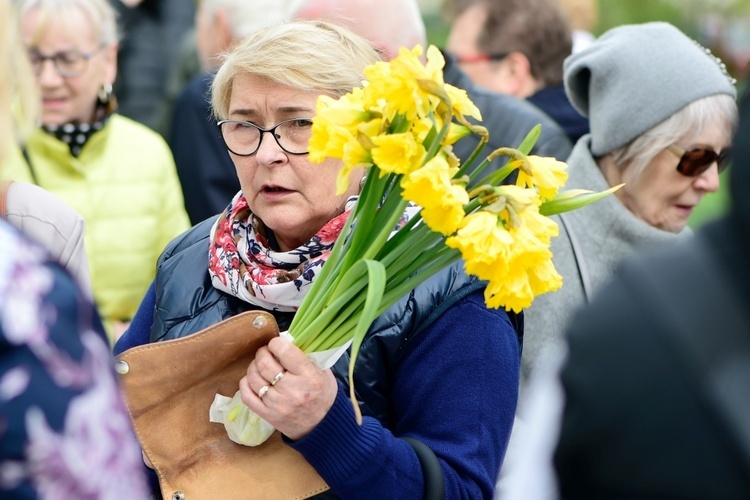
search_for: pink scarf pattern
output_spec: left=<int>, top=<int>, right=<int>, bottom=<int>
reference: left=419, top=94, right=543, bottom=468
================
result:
left=208, top=192, right=356, bottom=312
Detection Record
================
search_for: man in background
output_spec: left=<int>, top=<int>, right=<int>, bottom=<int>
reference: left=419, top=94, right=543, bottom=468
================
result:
left=168, top=0, right=300, bottom=223
left=444, top=0, right=589, bottom=143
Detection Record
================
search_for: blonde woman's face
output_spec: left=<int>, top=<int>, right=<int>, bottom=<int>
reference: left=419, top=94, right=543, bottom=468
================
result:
left=225, top=74, right=362, bottom=251
left=21, top=7, right=117, bottom=125
left=615, top=121, right=729, bottom=233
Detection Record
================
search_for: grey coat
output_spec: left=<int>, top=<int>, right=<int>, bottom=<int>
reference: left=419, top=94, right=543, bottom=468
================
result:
left=2, top=181, right=91, bottom=298
left=520, top=136, right=692, bottom=387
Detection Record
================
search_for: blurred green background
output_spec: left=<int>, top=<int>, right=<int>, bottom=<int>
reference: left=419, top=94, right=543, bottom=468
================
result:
left=421, top=0, right=750, bottom=229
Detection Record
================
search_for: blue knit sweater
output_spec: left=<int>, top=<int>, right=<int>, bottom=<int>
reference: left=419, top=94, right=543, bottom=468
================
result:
left=118, top=286, right=520, bottom=498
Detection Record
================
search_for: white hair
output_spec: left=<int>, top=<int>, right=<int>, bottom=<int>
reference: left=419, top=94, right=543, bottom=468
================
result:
left=293, top=0, right=426, bottom=59
left=202, top=0, right=302, bottom=39
left=18, top=0, right=118, bottom=46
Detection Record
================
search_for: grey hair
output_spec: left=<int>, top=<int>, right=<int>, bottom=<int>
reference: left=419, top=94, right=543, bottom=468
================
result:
left=201, top=0, right=301, bottom=39
left=17, top=0, right=118, bottom=46
left=607, top=94, right=738, bottom=177
left=292, top=0, right=426, bottom=60
left=211, top=20, right=379, bottom=120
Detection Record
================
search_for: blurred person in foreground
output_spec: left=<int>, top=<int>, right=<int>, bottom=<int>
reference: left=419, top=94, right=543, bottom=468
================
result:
left=122, top=20, right=523, bottom=498
left=294, top=0, right=574, bottom=169
left=1, top=0, right=190, bottom=342
left=170, top=0, right=301, bottom=225
left=444, top=0, right=590, bottom=143
left=519, top=22, right=738, bottom=391
left=503, top=88, right=750, bottom=500
left=1, top=180, right=92, bottom=297
left=0, top=0, right=148, bottom=496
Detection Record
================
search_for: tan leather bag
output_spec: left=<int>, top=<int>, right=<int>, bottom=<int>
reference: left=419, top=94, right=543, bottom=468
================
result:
left=115, top=311, right=330, bottom=499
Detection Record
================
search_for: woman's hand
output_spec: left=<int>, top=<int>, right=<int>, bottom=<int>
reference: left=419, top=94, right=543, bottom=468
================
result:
left=239, top=336, right=338, bottom=441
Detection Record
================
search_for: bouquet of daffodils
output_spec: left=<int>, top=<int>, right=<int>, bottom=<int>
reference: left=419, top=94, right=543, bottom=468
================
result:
left=211, top=45, right=617, bottom=445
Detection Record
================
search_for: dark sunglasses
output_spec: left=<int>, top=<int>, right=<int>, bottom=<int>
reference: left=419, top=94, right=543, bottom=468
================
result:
left=667, top=144, right=731, bottom=177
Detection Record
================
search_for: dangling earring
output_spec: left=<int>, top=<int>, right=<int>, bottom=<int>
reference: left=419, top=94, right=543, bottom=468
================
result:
left=97, top=83, right=113, bottom=104
left=97, top=83, right=118, bottom=115
left=359, top=175, right=367, bottom=191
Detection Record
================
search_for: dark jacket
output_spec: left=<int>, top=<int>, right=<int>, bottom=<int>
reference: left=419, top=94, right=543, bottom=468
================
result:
left=442, top=51, right=573, bottom=175
left=527, top=85, right=590, bottom=144
left=150, top=217, right=522, bottom=423
left=553, top=91, right=750, bottom=499
left=168, top=73, right=240, bottom=224
left=111, top=0, right=195, bottom=130
left=148, top=217, right=523, bottom=497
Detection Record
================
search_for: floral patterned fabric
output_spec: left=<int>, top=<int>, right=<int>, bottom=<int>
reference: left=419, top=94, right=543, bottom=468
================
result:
left=208, top=191, right=358, bottom=312
left=208, top=191, right=421, bottom=313
left=0, top=221, right=148, bottom=499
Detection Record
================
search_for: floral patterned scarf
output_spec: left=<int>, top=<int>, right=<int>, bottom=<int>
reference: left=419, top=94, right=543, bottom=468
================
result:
left=208, top=192, right=357, bottom=312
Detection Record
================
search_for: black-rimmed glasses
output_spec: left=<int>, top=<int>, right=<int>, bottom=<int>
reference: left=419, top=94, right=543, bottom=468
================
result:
left=217, top=118, right=313, bottom=156
left=26, top=47, right=104, bottom=78
left=667, top=144, right=731, bottom=177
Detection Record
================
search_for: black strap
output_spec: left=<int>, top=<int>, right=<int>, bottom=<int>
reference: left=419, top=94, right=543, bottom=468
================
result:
left=633, top=237, right=750, bottom=472
left=21, top=146, right=39, bottom=185
left=403, top=437, right=445, bottom=500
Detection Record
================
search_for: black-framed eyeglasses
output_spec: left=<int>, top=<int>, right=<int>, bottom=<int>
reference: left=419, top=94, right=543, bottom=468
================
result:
left=26, top=47, right=103, bottom=78
left=667, top=144, right=731, bottom=177
left=217, top=118, right=313, bottom=156
left=453, top=52, right=509, bottom=64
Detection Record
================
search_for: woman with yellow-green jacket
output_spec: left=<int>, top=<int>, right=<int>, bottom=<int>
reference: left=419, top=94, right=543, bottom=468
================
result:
left=2, top=0, right=190, bottom=342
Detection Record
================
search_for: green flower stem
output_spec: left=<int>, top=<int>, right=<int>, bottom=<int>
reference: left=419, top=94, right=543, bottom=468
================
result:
left=379, top=230, right=444, bottom=280
left=422, top=121, right=451, bottom=164
left=454, top=136, right=487, bottom=181
left=302, top=189, right=387, bottom=329
left=381, top=249, right=461, bottom=306
left=385, top=244, right=457, bottom=292
left=377, top=221, right=434, bottom=265
left=293, top=266, right=369, bottom=349
left=289, top=223, right=350, bottom=336
left=298, top=239, right=460, bottom=355
left=471, top=160, right=517, bottom=188
left=361, top=196, right=410, bottom=262
left=306, top=298, right=362, bottom=351
left=379, top=208, right=424, bottom=252
left=389, top=113, right=411, bottom=134
left=333, top=173, right=395, bottom=276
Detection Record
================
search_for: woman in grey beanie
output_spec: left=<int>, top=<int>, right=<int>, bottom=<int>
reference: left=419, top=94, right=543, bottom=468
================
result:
left=496, top=21, right=738, bottom=499
left=518, top=21, right=738, bottom=393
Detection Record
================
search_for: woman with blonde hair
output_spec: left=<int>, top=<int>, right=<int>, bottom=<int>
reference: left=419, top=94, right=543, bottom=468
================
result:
left=0, top=0, right=148, bottom=495
left=124, top=20, right=523, bottom=498
left=2, top=0, right=190, bottom=342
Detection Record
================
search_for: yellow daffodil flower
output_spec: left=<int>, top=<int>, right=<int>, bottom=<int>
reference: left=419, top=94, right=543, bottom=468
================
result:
left=516, top=155, right=569, bottom=200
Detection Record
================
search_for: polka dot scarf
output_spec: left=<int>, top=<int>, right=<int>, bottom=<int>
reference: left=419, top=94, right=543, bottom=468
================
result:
left=41, top=115, right=110, bottom=157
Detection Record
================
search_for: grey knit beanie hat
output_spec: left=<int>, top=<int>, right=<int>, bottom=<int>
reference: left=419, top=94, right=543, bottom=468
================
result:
left=564, top=22, right=736, bottom=156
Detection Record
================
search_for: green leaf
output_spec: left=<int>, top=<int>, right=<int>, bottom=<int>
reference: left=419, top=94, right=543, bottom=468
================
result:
left=540, top=184, right=623, bottom=216
left=348, top=260, right=385, bottom=425
left=517, top=124, right=541, bottom=155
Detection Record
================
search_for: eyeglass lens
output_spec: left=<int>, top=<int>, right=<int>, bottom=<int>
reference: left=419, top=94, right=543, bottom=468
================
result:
left=677, top=147, right=731, bottom=177
left=219, top=119, right=313, bottom=156
left=27, top=50, right=90, bottom=77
